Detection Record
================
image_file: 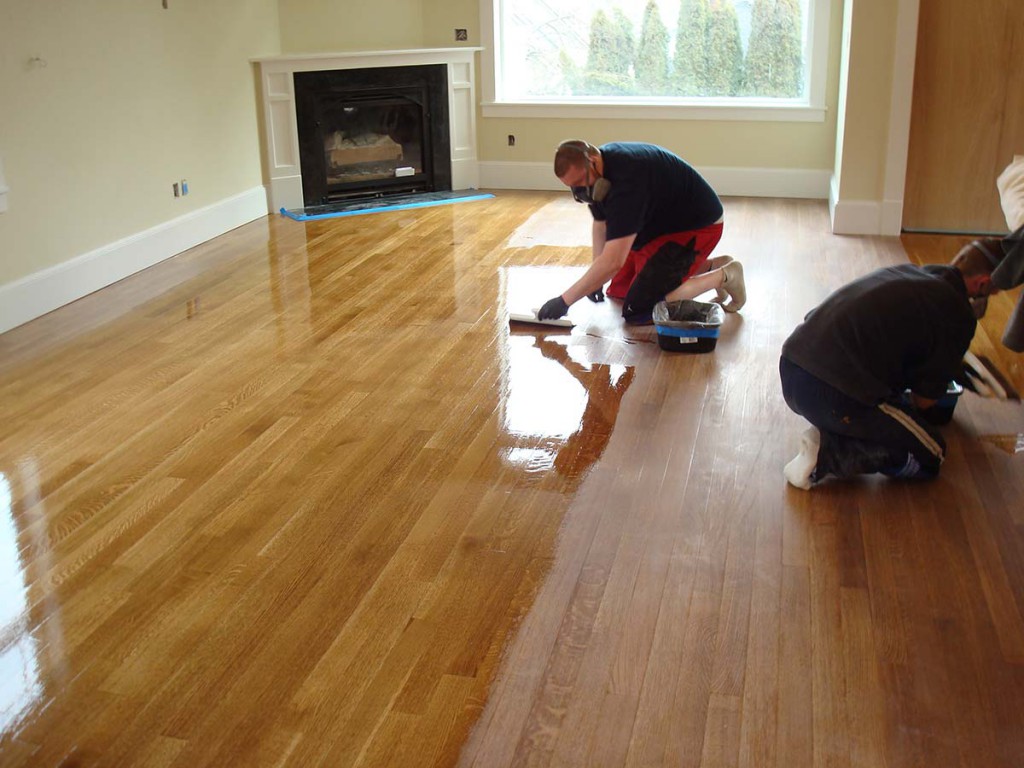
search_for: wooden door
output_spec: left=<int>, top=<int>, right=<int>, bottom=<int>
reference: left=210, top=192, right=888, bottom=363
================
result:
left=903, top=0, right=1024, bottom=234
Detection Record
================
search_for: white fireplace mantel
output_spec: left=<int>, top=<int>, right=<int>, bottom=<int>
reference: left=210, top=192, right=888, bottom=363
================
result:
left=253, top=48, right=481, bottom=212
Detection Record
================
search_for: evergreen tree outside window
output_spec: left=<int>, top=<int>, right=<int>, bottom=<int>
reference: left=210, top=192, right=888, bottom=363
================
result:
left=673, top=0, right=710, bottom=96
left=485, top=0, right=827, bottom=114
left=583, top=9, right=636, bottom=95
left=703, top=0, right=744, bottom=96
left=635, top=1, right=671, bottom=96
left=744, top=0, right=803, bottom=96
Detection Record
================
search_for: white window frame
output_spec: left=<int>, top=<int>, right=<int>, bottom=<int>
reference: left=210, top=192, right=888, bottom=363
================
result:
left=479, top=0, right=831, bottom=122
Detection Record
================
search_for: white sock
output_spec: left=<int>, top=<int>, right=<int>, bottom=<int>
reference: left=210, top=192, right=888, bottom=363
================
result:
left=784, top=427, right=820, bottom=489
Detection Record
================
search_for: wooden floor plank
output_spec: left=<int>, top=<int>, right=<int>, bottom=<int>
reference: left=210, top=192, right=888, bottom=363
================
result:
left=776, top=565, right=813, bottom=768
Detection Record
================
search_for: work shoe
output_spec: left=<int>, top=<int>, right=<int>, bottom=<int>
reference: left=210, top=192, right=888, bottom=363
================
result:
left=721, top=261, right=746, bottom=313
left=784, top=427, right=820, bottom=490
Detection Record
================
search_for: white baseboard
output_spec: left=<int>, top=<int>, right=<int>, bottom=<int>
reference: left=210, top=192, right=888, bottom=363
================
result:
left=479, top=161, right=832, bottom=200
left=0, top=186, right=268, bottom=334
left=830, top=198, right=883, bottom=235
left=452, top=158, right=481, bottom=193
left=880, top=199, right=904, bottom=236
left=829, top=174, right=904, bottom=236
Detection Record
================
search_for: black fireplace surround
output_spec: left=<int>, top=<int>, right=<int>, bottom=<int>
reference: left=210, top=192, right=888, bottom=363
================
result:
left=294, top=65, right=452, bottom=207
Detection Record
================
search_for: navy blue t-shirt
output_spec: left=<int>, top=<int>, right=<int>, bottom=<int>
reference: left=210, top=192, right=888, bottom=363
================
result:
left=588, top=142, right=723, bottom=249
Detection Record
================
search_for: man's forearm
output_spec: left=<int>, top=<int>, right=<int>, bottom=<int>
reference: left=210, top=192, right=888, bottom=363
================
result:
left=592, top=220, right=607, bottom=262
left=563, top=236, right=634, bottom=305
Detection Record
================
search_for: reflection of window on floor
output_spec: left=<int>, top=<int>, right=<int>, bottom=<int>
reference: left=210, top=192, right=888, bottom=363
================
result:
left=502, top=336, right=633, bottom=476
left=497, top=265, right=637, bottom=478
left=504, top=335, right=588, bottom=443
left=487, top=0, right=827, bottom=109
left=0, top=473, right=43, bottom=733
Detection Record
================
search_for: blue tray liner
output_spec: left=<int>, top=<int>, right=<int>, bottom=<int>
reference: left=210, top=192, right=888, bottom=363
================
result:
left=655, top=326, right=720, bottom=339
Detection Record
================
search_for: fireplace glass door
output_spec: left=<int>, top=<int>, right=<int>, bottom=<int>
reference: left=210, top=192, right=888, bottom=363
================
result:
left=321, top=95, right=426, bottom=193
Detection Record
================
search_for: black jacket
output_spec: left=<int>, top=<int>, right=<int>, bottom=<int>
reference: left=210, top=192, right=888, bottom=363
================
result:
left=781, top=264, right=975, bottom=405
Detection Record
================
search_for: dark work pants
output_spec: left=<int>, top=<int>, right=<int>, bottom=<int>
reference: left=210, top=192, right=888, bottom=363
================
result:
left=779, top=357, right=946, bottom=480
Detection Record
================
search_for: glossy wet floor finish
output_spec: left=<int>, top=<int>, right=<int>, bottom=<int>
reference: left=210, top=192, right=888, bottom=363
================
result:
left=1, top=193, right=1023, bottom=767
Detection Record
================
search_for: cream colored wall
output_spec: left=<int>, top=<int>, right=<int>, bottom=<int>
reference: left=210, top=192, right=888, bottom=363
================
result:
left=278, top=0, right=425, bottom=52
left=277, top=0, right=478, bottom=53
left=0, top=0, right=280, bottom=286
left=422, top=0, right=479, bottom=48
left=831, top=0, right=898, bottom=201
left=832, top=0, right=855, bottom=190
left=476, top=116, right=840, bottom=170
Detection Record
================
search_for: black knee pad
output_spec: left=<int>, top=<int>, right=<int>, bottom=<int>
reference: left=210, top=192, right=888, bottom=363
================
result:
left=622, top=237, right=697, bottom=320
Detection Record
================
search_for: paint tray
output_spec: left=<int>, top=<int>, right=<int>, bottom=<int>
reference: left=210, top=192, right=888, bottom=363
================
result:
left=653, top=300, right=724, bottom=353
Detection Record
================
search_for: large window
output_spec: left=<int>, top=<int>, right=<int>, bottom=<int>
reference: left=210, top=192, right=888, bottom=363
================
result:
left=481, top=0, right=830, bottom=121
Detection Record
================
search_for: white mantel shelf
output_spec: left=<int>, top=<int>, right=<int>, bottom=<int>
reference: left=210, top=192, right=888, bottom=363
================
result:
left=254, top=48, right=481, bottom=213
left=252, top=48, right=482, bottom=65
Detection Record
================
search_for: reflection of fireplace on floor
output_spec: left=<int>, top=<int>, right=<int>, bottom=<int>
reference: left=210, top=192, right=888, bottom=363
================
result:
left=324, top=131, right=421, bottom=185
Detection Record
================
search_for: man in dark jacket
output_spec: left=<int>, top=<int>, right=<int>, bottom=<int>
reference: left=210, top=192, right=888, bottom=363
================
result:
left=779, top=240, right=1003, bottom=489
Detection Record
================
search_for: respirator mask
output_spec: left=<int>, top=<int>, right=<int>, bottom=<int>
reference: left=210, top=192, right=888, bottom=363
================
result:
left=571, top=176, right=611, bottom=204
left=565, top=143, right=611, bottom=204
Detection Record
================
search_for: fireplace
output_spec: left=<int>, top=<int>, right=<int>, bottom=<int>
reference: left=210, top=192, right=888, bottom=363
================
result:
left=295, top=65, right=452, bottom=207
left=254, top=49, right=479, bottom=214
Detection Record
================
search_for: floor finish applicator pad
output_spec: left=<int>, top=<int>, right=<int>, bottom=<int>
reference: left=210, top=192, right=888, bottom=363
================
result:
left=508, top=311, right=575, bottom=328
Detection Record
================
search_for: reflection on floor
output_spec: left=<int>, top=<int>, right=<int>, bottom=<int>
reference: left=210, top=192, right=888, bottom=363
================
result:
left=502, top=333, right=635, bottom=481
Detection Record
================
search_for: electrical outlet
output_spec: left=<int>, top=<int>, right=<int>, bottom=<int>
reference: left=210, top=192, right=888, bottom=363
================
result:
left=173, top=182, right=180, bottom=197
left=455, top=28, right=468, bottom=41
left=508, top=134, right=515, bottom=147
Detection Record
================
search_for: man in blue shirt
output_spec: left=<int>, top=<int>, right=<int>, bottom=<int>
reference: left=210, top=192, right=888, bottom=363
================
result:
left=536, top=141, right=745, bottom=324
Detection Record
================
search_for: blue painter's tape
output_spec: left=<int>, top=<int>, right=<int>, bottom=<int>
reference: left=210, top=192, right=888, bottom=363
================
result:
left=654, top=325, right=720, bottom=339
left=280, top=193, right=494, bottom=221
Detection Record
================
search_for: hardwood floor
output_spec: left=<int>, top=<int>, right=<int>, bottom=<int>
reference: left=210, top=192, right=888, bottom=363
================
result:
left=0, top=193, right=1022, bottom=767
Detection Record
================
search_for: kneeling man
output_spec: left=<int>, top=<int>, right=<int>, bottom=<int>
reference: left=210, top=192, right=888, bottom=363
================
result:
left=537, top=140, right=745, bottom=324
left=780, top=240, right=1003, bottom=489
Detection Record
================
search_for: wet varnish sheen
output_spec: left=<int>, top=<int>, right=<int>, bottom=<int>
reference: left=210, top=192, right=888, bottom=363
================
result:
left=0, top=194, right=1022, bottom=767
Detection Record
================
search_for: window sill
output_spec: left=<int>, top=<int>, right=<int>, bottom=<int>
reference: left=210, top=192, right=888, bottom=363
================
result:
left=481, top=100, right=827, bottom=123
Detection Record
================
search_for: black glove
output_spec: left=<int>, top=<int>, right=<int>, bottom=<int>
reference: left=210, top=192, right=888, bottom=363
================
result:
left=586, top=287, right=605, bottom=303
left=537, top=295, right=569, bottom=321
